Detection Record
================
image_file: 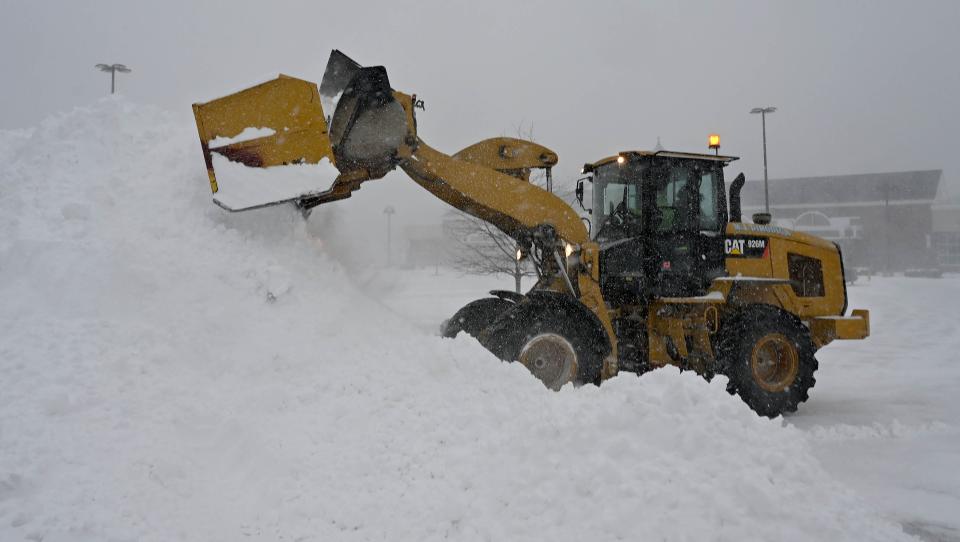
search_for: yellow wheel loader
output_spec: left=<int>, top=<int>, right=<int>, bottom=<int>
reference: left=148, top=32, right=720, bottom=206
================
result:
left=192, top=50, right=869, bottom=417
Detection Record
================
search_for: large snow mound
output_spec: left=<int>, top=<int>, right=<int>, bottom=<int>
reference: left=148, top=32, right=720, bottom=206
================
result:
left=0, top=99, right=912, bottom=541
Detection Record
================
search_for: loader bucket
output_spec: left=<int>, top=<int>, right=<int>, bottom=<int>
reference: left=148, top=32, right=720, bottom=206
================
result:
left=192, top=50, right=414, bottom=212
left=192, top=75, right=341, bottom=211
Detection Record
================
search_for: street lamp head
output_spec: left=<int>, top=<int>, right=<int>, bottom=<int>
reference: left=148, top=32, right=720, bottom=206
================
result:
left=750, top=106, right=777, bottom=114
left=96, top=63, right=132, bottom=95
left=96, top=64, right=132, bottom=73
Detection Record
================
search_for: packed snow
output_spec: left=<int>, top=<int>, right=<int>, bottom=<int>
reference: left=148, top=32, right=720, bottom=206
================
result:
left=1, top=97, right=955, bottom=541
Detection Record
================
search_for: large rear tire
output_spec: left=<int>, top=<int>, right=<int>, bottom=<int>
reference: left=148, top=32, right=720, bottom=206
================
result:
left=717, top=306, right=818, bottom=417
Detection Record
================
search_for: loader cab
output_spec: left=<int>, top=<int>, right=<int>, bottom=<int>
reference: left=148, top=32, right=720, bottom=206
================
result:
left=583, top=151, right=738, bottom=301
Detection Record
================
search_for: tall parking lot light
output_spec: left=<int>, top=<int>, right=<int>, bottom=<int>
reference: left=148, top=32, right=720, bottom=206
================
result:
left=750, top=106, right=777, bottom=214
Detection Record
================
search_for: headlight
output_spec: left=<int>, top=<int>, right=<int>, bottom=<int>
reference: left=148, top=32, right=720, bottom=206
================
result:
left=564, top=243, right=582, bottom=272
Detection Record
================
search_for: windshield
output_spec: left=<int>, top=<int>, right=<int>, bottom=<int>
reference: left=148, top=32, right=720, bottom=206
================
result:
left=592, top=161, right=646, bottom=233
left=591, top=158, right=723, bottom=239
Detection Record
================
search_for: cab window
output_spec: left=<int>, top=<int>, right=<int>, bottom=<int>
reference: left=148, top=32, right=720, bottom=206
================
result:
left=699, top=171, right=719, bottom=231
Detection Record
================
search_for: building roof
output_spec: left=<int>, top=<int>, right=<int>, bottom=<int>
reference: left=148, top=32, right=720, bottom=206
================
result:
left=741, top=170, right=942, bottom=209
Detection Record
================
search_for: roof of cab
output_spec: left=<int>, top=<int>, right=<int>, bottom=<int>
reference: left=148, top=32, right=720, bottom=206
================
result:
left=585, top=150, right=740, bottom=171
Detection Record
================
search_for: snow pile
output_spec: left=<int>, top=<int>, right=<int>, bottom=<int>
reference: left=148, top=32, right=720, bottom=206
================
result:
left=0, top=98, right=912, bottom=541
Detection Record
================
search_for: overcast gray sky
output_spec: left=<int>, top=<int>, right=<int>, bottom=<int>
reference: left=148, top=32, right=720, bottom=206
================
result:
left=3, top=0, right=958, bottom=253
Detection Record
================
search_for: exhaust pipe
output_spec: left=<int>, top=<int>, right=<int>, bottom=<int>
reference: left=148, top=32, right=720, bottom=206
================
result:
left=728, top=172, right=746, bottom=222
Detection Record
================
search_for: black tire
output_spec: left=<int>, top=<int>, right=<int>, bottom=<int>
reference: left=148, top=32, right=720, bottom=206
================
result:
left=500, top=312, right=605, bottom=390
left=716, top=306, right=818, bottom=418
left=441, top=298, right=514, bottom=338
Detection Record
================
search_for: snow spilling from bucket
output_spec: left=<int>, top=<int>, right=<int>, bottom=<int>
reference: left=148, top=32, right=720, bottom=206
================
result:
left=210, top=154, right=340, bottom=211
left=0, top=98, right=911, bottom=541
left=208, top=126, right=277, bottom=147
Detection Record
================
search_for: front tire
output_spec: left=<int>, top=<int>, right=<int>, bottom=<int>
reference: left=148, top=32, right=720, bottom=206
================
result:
left=501, top=313, right=605, bottom=390
left=717, top=306, right=818, bottom=417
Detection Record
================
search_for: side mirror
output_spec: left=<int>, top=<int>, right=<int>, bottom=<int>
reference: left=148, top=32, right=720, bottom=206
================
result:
left=575, top=176, right=592, bottom=213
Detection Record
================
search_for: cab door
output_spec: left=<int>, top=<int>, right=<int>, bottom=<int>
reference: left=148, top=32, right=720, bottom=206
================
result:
left=645, top=160, right=725, bottom=297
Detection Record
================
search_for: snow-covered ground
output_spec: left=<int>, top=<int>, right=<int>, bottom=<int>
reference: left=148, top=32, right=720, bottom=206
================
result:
left=794, top=277, right=960, bottom=541
left=374, top=270, right=960, bottom=542
left=0, top=98, right=956, bottom=541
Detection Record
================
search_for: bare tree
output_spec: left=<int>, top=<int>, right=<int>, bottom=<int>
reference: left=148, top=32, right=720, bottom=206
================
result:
left=442, top=211, right=535, bottom=293
left=442, top=123, right=575, bottom=293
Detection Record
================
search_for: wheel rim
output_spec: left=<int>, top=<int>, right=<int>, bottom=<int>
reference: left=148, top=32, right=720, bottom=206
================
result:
left=750, top=332, right=799, bottom=393
left=518, top=333, right=578, bottom=391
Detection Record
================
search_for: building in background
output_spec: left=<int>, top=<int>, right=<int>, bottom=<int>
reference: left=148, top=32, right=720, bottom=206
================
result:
left=932, top=198, right=960, bottom=271
left=740, top=170, right=942, bottom=271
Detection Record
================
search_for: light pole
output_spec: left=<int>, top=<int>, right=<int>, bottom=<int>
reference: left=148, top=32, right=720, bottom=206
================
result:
left=95, top=63, right=132, bottom=94
left=750, top=106, right=777, bottom=214
left=881, top=180, right=898, bottom=275
left=383, top=205, right=396, bottom=267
